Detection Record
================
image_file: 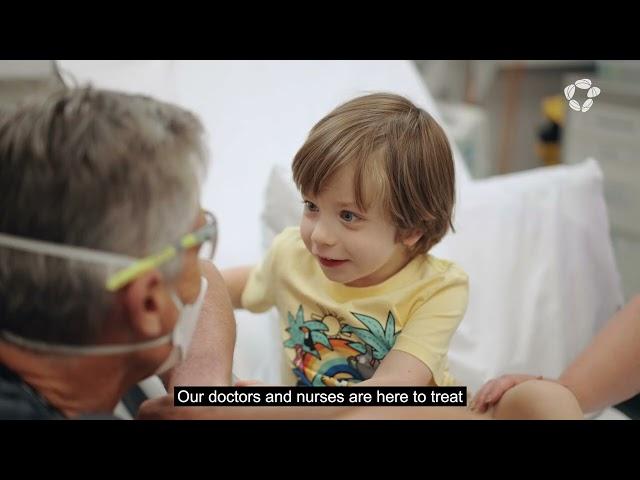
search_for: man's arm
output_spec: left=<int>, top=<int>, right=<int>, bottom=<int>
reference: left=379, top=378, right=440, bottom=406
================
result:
left=165, top=260, right=237, bottom=389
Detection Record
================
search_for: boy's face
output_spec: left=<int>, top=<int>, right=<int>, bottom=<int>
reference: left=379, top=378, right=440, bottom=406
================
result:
left=300, top=163, right=412, bottom=287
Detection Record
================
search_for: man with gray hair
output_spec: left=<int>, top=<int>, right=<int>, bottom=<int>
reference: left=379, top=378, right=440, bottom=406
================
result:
left=0, top=87, right=236, bottom=419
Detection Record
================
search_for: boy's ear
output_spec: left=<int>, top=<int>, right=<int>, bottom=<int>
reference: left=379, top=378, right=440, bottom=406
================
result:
left=401, top=229, right=423, bottom=248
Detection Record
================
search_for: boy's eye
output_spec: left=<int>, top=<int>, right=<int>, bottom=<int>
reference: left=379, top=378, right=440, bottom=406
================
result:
left=304, top=200, right=319, bottom=212
left=340, top=210, right=358, bottom=223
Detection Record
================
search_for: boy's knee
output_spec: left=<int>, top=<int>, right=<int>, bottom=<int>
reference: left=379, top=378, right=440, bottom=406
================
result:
left=493, top=379, right=583, bottom=420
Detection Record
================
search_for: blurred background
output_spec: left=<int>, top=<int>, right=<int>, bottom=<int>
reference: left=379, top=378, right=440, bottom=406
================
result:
left=416, top=60, right=640, bottom=304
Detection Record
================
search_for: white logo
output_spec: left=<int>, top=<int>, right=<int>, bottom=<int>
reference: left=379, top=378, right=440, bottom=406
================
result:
left=564, top=78, right=601, bottom=113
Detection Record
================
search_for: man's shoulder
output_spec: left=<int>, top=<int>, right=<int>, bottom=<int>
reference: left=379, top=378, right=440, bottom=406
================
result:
left=0, top=367, right=62, bottom=420
left=0, top=365, right=123, bottom=420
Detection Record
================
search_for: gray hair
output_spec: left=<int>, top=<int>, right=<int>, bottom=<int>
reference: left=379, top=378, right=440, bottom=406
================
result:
left=0, top=86, right=208, bottom=345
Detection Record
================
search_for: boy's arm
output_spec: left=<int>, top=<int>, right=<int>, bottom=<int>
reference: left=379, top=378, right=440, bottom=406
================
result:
left=221, top=265, right=254, bottom=309
left=140, top=352, right=439, bottom=420
left=355, top=350, right=434, bottom=387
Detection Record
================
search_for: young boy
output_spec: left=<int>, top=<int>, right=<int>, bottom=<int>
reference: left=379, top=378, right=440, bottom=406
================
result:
left=224, top=93, right=468, bottom=388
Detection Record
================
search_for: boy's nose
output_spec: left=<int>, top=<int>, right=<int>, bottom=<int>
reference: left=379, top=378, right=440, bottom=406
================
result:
left=310, top=220, right=336, bottom=247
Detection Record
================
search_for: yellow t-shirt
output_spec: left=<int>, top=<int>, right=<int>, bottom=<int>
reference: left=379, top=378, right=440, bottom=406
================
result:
left=241, top=227, right=468, bottom=387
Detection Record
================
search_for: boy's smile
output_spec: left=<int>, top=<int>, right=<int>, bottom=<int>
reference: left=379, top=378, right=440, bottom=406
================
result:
left=317, top=256, right=349, bottom=268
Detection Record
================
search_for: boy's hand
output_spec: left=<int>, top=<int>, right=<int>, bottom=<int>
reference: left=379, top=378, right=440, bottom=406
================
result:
left=470, top=374, right=542, bottom=413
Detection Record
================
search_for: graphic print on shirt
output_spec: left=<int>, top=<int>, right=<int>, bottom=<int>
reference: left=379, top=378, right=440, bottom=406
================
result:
left=283, top=304, right=400, bottom=386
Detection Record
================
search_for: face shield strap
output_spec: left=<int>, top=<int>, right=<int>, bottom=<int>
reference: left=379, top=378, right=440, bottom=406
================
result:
left=0, top=329, right=173, bottom=356
left=0, top=232, right=136, bottom=269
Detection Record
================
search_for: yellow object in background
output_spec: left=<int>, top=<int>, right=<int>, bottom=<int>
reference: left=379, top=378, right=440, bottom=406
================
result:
left=542, top=95, right=566, bottom=126
left=536, top=142, right=561, bottom=166
left=536, top=95, right=566, bottom=166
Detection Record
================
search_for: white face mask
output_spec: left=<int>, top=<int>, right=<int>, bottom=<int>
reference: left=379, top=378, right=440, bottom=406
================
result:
left=153, top=276, right=207, bottom=375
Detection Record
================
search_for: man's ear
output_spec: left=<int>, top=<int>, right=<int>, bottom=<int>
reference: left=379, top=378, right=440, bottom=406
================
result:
left=121, top=270, right=168, bottom=339
left=401, top=229, right=423, bottom=248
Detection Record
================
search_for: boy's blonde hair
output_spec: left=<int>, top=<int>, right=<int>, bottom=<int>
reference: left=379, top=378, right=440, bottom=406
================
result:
left=292, top=93, right=455, bottom=254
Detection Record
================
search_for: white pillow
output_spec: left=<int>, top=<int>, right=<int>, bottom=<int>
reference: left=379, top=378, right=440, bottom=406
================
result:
left=435, top=158, right=623, bottom=390
left=262, top=165, right=303, bottom=251
left=258, top=159, right=623, bottom=390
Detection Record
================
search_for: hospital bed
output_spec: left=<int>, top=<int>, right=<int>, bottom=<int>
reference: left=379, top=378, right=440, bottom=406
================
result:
left=57, top=60, right=629, bottom=419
